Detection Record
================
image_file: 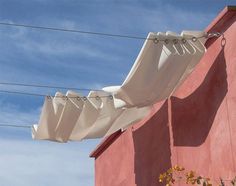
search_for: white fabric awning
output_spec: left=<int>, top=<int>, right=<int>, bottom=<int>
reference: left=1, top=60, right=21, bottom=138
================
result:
left=103, top=31, right=206, bottom=108
left=32, top=31, right=207, bottom=142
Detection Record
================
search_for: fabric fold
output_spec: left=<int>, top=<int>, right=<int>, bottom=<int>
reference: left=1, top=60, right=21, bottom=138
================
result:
left=104, top=31, right=207, bottom=108
left=54, top=91, right=84, bottom=142
left=69, top=91, right=102, bottom=141
left=105, top=106, right=151, bottom=137
left=82, top=91, right=123, bottom=139
left=32, top=92, right=66, bottom=141
left=33, top=30, right=207, bottom=142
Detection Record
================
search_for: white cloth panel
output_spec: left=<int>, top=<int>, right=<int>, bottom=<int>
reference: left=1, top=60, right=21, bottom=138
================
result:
left=32, top=92, right=66, bottom=141
left=103, top=31, right=206, bottom=108
left=54, top=91, right=84, bottom=142
left=32, top=30, right=207, bottom=142
left=82, top=91, right=124, bottom=139
left=68, top=91, right=102, bottom=141
left=33, top=90, right=152, bottom=142
left=104, top=106, right=151, bottom=137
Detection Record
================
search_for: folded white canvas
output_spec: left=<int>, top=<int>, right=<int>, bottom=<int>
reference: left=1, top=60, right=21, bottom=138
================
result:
left=32, top=92, right=66, bottom=140
left=69, top=91, right=102, bottom=141
left=103, top=31, right=206, bottom=108
left=104, top=106, right=151, bottom=137
left=33, top=31, right=207, bottom=142
left=54, top=91, right=84, bottom=142
left=81, top=91, right=124, bottom=139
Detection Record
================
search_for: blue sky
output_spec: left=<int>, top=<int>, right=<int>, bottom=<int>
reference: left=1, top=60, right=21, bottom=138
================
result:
left=0, top=1, right=234, bottom=186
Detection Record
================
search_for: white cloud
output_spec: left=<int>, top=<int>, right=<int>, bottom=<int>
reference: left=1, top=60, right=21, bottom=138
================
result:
left=0, top=100, right=99, bottom=186
left=0, top=18, right=129, bottom=89
left=0, top=139, right=98, bottom=186
left=0, top=99, right=40, bottom=124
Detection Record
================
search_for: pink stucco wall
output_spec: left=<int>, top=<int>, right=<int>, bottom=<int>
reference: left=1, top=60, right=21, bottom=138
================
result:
left=90, top=6, right=236, bottom=186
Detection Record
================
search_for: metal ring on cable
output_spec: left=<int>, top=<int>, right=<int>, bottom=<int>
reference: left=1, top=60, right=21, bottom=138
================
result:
left=182, top=38, right=187, bottom=43
left=173, top=39, right=178, bottom=44
left=207, top=33, right=214, bottom=38
left=83, top=96, right=87, bottom=101
left=109, top=95, right=113, bottom=100
left=64, top=96, right=68, bottom=100
left=46, top=95, right=51, bottom=100
left=164, top=39, right=169, bottom=44
left=207, top=32, right=222, bottom=39
left=192, top=37, right=197, bottom=42
left=221, top=36, right=226, bottom=47
left=215, top=32, right=222, bottom=37
left=153, top=38, right=159, bottom=44
left=77, top=97, right=81, bottom=101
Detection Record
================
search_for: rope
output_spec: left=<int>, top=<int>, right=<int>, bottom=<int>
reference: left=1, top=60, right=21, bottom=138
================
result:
left=0, top=89, right=114, bottom=99
left=0, top=123, right=31, bottom=128
left=0, top=82, right=101, bottom=92
left=0, top=22, right=221, bottom=41
left=0, top=22, right=149, bottom=40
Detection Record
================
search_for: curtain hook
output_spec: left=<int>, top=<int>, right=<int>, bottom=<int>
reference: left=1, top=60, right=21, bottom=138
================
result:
left=191, top=37, right=197, bottom=42
left=62, top=96, right=68, bottom=100
left=182, top=38, right=187, bottom=43
left=83, top=96, right=87, bottom=101
left=153, top=38, right=159, bottom=44
left=46, top=95, right=51, bottom=100
left=173, top=39, right=178, bottom=44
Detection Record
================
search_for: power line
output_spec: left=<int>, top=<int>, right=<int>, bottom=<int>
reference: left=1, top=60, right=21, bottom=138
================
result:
left=0, top=22, right=148, bottom=40
left=0, top=22, right=221, bottom=41
left=0, top=123, right=31, bottom=128
left=0, top=82, right=101, bottom=92
left=0, top=90, right=46, bottom=97
left=0, top=89, right=114, bottom=99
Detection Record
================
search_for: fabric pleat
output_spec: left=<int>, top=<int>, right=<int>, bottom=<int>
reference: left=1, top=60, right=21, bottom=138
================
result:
left=33, top=30, right=207, bottom=142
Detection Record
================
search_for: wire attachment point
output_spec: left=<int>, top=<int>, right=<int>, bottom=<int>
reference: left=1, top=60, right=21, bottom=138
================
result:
left=192, top=37, right=197, bottom=42
left=173, top=39, right=178, bottom=44
left=206, top=32, right=222, bottom=39
left=46, top=95, right=51, bottom=100
left=182, top=38, right=187, bottom=43
left=164, top=39, right=169, bottom=44
left=109, top=95, right=113, bottom=100
left=153, top=38, right=159, bottom=44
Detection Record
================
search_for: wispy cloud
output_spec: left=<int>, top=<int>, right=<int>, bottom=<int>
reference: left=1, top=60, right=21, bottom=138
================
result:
left=0, top=98, right=40, bottom=124
left=0, top=139, right=98, bottom=186
left=0, top=18, right=130, bottom=91
left=0, top=100, right=98, bottom=186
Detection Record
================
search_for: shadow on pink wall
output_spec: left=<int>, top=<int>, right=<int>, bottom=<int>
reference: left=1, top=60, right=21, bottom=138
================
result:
left=171, top=48, right=227, bottom=146
left=132, top=101, right=171, bottom=186
left=131, top=47, right=227, bottom=185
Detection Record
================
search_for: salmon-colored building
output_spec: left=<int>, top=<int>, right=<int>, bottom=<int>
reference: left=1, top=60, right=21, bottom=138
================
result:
left=90, top=6, right=236, bottom=186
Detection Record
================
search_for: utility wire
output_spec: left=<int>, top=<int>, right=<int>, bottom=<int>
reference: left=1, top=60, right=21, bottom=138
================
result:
left=0, top=123, right=31, bottom=128
left=0, top=89, right=113, bottom=99
left=0, top=22, right=221, bottom=41
left=0, top=82, right=101, bottom=92
left=0, top=22, right=148, bottom=40
left=0, top=90, right=46, bottom=97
